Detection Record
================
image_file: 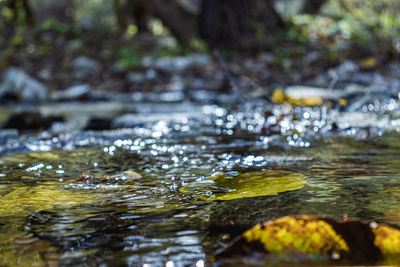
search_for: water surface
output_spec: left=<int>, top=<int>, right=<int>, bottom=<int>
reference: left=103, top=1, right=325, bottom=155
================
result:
left=1, top=103, right=400, bottom=266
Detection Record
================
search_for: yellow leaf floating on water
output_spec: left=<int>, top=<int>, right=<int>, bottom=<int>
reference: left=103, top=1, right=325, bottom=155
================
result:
left=272, top=88, right=323, bottom=106
left=209, top=215, right=400, bottom=265
left=179, top=171, right=306, bottom=201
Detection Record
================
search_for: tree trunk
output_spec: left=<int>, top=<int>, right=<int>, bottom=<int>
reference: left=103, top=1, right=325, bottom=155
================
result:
left=22, top=0, right=35, bottom=27
left=6, top=0, right=35, bottom=27
left=114, top=0, right=128, bottom=31
left=132, top=0, right=197, bottom=46
left=129, top=0, right=150, bottom=33
left=301, top=0, right=327, bottom=14
left=199, top=0, right=285, bottom=48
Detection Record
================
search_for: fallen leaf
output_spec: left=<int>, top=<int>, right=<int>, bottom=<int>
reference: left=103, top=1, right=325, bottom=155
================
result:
left=360, top=57, right=377, bottom=69
left=272, top=88, right=324, bottom=106
left=272, top=88, right=287, bottom=105
left=179, top=171, right=306, bottom=201
left=209, top=215, right=400, bottom=265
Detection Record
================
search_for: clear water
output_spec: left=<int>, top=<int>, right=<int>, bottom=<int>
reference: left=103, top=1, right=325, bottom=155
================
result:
left=1, top=102, right=400, bottom=266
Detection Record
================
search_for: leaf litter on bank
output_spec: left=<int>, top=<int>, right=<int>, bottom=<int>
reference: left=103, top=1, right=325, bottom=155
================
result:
left=209, top=215, right=400, bottom=266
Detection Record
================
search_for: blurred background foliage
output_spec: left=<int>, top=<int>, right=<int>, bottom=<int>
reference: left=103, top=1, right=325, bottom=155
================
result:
left=0, top=0, right=399, bottom=70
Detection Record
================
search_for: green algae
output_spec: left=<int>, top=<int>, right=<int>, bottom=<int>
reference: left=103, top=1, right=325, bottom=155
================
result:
left=0, top=182, right=97, bottom=267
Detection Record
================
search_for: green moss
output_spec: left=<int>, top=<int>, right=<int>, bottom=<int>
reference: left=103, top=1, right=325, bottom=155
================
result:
left=0, top=184, right=95, bottom=220
left=0, top=183, right=97, bottom=267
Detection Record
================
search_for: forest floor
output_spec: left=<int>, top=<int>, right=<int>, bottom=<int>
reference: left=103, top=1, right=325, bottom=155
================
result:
left=1, top=30, right=400, bottom=136
left=2, top=29, right=398, bottom=99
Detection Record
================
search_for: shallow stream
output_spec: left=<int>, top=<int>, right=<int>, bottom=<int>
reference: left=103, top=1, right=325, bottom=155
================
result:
left=1, top=100, right=400, bottom=266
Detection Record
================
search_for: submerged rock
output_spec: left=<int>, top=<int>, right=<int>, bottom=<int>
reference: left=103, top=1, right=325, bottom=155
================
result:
left=38, top=102, right=128, bottom=131
left=2, top=110, right=63, bottom=131
left=85, top=117, right=113, bottom=130
left=0, top=68, right=48, bottom=101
